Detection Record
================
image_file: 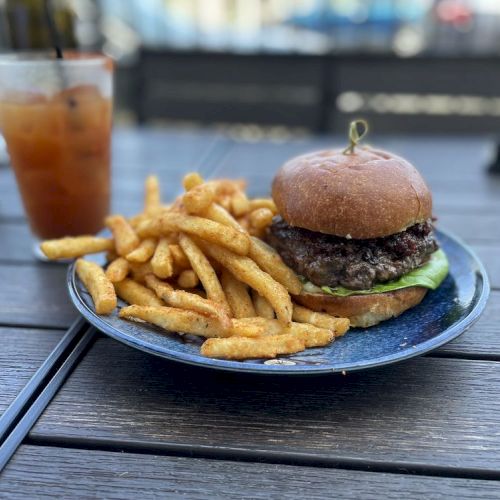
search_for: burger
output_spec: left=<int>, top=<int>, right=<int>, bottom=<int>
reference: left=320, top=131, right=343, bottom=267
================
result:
left=267, top=123, right=449, bottom=328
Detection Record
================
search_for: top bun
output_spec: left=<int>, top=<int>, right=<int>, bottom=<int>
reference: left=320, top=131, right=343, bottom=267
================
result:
left=272, top=146, right=432, bottom=239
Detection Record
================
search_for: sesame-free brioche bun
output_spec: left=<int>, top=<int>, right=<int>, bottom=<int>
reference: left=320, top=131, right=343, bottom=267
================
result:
left=294, top=286, right=428, bottom=328
left=272, top=146, right=432, bottom=239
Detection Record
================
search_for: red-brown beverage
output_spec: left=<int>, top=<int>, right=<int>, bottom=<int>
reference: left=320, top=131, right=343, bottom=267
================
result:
left=0, top=53, right=113, bottom=241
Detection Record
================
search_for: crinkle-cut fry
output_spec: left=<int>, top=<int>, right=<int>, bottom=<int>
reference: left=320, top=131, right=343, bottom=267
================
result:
left=151, top=238, right=174, bottom=279
left=200, top=334, right=305, bottom=360
left=179, top=234, right=230, bottom=314
left=230, top=190, right=250, bottom=216
left=169, top=244, right=191, bottom=271
left=137, top=213, right=250, bottom=255
left=119, top=305, right=233, bottom=338
left=249, top=198, right=278, bottom=213
left=292, top=305, right=350, bottom=337
left=105, top=215, right=140, bottom=256
left=200, top=241, right=292, bottom=326
left=221, top=270, right=255, bottom=319
left=75, top=259, right=116, bottom=315
left=249, top=237, right=302, bottom=295
left=40, top=236, right=113, bottom=260
left=183, top=183, right=216, bottom=214
left=183, top=172, right=204, bottom=191
left=144, top=175, right=161, bottom=214
left=249, top=208, right=274, bottom=230
left=125, top=238, right=156, bottom=263
left=145, top=274, right=231, bottom=330
left=177, top=269, right=199, bottom=289
left=252, top=290, right=275, bottom=319
left=201, top=203, right=245, bottom=231
left=105, top=257, right=130, bottom=283
left=114, top=279, right=164, bottom=307
left=129, top=261, right=154, bottom=283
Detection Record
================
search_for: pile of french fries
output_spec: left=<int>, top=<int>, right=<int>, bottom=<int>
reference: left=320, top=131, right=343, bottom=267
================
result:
left=40, top=173, right=349, bottom=360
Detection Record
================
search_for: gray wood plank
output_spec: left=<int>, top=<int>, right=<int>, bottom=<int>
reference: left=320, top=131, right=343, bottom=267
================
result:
left=2, top=445, right=498, bottom=500
left=0, top=222, right=34, bottom=263
left=439, top=290, right=500, bottom=358
left=473, top=245, right=500, bottom=290
left=0, top=264, right=76, bottom=328
left=0, top=328, right=63, bottom=414
left=30, top=340, right=500, bottom=473
left=437, top=214, right=500, bottom=243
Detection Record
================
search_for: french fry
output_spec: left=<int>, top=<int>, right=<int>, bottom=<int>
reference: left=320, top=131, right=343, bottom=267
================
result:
left=41, top=170, right=352, bottom=362
left=221, top=270, right=256, bottom=318
left=129, top=261, right=154, bottom=283
left=230, top=318, right=267, bottom=338
left=125, top=238, right=156, bottom=263
left=183, top=183, right=215, bottom=214
left=292, top=305, right=350, bottom=337
left=249, top=237, right=302, bottom=295
left=218, top=196, right=232, bottom=211
left=168, top=244, right=189, bottom=268
left=237, top=217, right=250, bottom=231
left=114, top=279, right=164, bottom=307
left=75, top=259, right=116, bottom=314
left=179, top=234, right=230, bottom=314
left=201, top=203, right=245, bottom=231
left=232, top=318, right=335, bottom=346
left=151, top=238, right=174, bottom=279
left=283, top=322, right=334, bottom=347
left=105, top=257, right=130, bottom=283
left=211, top=179, right=246, bottom=199
left=230, top=190, right=250, bottom=216
left=249, top=208, right=274, bottom=230
left=119, top=305, right=231, bottom=338
left=144, top=175, right=161, bottom=214
left=249, top=198, right=278, bottom=213
left=183, top=172, right=204, bottom=191
left=201, top=242, right=292, bottom=325
left=40, top=236, right=113, bottom=260
left=252, top=290, right=275, bottom=319
left=138, top=213, right=250, bottom=256
left=200, top=334, right=305, bottom=360
left=106, top=249, right=118, bottom=263
left=105, top=215, right=140, bottom=256
left=177, top=270, right=199, bottom=289
left=145, top=274, right=231, bottom=330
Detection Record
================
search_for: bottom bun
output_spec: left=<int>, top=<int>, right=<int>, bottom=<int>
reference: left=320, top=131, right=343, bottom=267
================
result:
left=294, top=286, right=428, bottom=328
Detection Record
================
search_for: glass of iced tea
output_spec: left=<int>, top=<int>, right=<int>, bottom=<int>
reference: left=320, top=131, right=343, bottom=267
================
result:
left=0, top=52, right=112, bottom=257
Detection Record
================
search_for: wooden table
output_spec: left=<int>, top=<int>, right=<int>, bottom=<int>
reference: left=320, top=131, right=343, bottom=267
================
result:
left=0, top=128, right=499, bottom=498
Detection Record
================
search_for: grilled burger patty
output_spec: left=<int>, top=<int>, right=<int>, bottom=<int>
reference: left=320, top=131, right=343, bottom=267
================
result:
left=267, top=217, right=438, bottom=290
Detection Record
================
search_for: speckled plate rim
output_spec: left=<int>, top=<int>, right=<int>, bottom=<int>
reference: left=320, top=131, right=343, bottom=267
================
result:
left=67, top=228, right=490, bottom=375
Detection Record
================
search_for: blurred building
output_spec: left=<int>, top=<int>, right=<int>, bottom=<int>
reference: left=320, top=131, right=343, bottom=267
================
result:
left=2, top=0, right=500, bottom=134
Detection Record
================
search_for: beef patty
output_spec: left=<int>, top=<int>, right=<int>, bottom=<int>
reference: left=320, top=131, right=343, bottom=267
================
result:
left=267, top=217, right=438, bottom=290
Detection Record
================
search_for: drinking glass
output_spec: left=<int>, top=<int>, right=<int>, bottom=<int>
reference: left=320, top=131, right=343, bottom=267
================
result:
left=0, top=52, right=113, bottom=256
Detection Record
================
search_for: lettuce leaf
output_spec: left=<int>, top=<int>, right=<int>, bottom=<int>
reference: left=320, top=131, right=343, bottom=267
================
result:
left=302, top=249, right=449, bottom=297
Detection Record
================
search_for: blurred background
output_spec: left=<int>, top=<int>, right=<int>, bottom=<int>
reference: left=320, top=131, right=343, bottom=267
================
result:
left=2, top=0, right=500, bottom=136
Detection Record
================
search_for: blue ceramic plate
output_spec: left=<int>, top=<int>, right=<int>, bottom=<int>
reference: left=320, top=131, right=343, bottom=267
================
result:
left=67, top=229, right=489, bottom=375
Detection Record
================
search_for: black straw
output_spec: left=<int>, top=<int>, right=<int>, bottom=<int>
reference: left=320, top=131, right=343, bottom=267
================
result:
left=43, top=0, right=64, bottom=59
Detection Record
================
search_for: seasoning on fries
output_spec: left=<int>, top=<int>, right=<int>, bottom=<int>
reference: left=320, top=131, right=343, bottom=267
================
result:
left=41, top=173, right=350, bottom=361
left=75, top=258, right=117, bottom=314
